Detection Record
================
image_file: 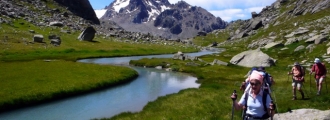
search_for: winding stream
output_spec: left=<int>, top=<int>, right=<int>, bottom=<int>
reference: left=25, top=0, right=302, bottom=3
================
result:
left=0, top=50, right=220, bottom=120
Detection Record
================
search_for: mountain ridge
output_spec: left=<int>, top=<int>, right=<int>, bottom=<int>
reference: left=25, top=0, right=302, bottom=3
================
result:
left=100, top=0, right=227, bottom=39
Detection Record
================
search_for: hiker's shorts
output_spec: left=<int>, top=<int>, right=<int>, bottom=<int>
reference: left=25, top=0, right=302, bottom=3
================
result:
left=292, top=81, right=303, bottom=88
left=315, top=77, right=324, bottom=84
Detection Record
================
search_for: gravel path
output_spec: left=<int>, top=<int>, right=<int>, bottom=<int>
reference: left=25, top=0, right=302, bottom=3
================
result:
left=273, top=109, right=330, bottom=120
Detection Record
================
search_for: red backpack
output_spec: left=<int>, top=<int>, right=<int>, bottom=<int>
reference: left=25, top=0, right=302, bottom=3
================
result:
left=315, top=63, right=326, bottom=75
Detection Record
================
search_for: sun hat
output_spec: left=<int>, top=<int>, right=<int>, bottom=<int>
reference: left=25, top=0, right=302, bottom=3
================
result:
left=249, top=71, right=264, bottom=84
left=314, top=58, right=320, bottom=63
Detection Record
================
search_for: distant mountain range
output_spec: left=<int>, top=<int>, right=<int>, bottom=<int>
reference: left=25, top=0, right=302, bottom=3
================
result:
left=97, top=0, right=228, bottom=39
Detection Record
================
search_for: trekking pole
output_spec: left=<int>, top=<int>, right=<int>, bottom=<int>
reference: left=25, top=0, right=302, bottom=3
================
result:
left=325, top=77, right=328, bottom=93
left=270, top=101, right=274, bottom=120
left=302, top=83, right=309, bottom=98
left=272, top=89, right=279, bottom=114
left=231, top=90, right=236, bottom=120
left=310, top=74, right=312, bottom=93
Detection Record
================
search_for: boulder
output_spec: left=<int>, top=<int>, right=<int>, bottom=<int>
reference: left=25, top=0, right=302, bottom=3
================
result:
left=212, top=59, right=228, bottom=66
left=49, top=21, right=64, bottom=27
left=78, top=26, right=96, bottom=41
left=230, top=49, right=276, bottom=67
left=33, top=34, right=44, bottom=43
left=305, top=35, right=328, bottom=44
left=263, top=42, right=284, bottom=49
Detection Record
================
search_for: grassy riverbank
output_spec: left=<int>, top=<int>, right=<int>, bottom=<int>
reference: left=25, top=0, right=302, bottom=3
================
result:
left=110, top=48, right=330, bottom=120
left=0, top=19, right=199, bottom=112
left=0, top=60, right=139, bottom=112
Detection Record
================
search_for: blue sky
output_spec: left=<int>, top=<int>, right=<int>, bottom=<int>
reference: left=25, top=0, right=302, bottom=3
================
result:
left=89, top=0, right=276, bottom=22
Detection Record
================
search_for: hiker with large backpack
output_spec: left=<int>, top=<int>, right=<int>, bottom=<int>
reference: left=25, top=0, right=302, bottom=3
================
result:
left=288, top=62, right=305, bottom=100
left=310, top=58, right=327, bottom=95
left=257, top=67, right=275, bottom=94
left=240, top=67, right=258, bottom=91
left=241, top=67, right=274, bottom=93
left=231, top=71, right=275, bottom=120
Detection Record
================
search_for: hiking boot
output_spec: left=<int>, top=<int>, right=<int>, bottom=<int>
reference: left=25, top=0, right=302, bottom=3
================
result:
left=317, top=91, right=320, bottom=96
left=292, top=96, right=297, bottom=100
left=301, top=93, right=305, bottom=99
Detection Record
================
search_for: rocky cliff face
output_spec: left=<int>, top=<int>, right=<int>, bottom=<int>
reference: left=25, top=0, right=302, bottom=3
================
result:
left=54, top=0, right=100, bottom=24
left=101, top=0, right=227, bottom=39
left=0, top=0, right=99, bottom=29
left=227, top=0, right=330, bottom=41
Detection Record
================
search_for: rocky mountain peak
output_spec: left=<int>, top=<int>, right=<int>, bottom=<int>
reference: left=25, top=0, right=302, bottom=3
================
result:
left=101, top=0, right=227, bottom=39
left=103, top=0, right=171, bottom=23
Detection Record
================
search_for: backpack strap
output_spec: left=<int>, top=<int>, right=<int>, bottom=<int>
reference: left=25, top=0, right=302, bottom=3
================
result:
left=243, top=92, right=248, bottom=119
left=262, top=91, right=268, bottom=112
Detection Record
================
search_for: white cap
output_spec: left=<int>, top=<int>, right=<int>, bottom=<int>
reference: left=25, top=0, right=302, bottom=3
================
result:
left=314, top=58, right=320, bottom=63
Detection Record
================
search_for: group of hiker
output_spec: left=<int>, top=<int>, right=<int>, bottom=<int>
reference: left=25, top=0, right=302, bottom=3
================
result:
left=230, top=58, right=327, bottom=120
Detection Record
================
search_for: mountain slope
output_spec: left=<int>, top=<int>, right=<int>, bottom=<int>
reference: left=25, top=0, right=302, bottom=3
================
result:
left=100, top=0, right=227, bottom=39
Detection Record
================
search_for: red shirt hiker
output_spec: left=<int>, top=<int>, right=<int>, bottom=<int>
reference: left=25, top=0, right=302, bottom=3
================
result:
left=311, top=62, right=326, bottom=79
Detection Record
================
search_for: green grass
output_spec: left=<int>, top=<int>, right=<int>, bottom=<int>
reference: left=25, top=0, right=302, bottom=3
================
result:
left=109, top=5, right=330, bottom=119
left=0, top=60, right=138, bottom=112
left=113, top=53, right=330, bottom=120
left=0, top=17, right=199, bottom=112
left=0, top=20, right=198, bottom=61
left=2, top=0, right=330, bottom=119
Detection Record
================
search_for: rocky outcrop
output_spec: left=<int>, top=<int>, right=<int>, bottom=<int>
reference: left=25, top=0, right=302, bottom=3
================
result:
left=78, top=26, right=96, bottom=41
left=289, top=0, right=330, bottom=16
left=227, top=0, right=330, bottom=41
left=0, top=0, right=99, bottom=34
left=230, top=49, right=276, bottom=67
left=54, top=0, right=100, bottom=24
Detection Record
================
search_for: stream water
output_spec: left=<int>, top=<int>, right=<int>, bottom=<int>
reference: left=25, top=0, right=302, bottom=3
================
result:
left=0, top=50, right=221, bottom=120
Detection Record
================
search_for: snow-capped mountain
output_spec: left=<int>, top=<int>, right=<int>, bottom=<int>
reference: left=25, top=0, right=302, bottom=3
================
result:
left=94, top=9, right=107, bottom=18
left=99, top=0, right=227, bottom=39
left=102, top=0, right=171, bottom=23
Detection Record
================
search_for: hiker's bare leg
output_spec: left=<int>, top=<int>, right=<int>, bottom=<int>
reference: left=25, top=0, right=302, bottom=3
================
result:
left=292, top=86, right=296, bottom=99
left=316, top=79, right=320, bottom=90
left=318, top=78, right=324, bottom=93
left=292, top=81, right=297, bottom=100
left=297, top=84, right=304, bottom=99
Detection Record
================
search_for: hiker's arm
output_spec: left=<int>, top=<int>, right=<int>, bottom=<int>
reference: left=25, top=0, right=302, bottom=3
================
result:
left=288, top=68, right=294, bottom=75
left=231, top=94, right=243, bottom=110
left=233, top=101, right=243, bottom=110
left=310, top=65, right=315, bottom=74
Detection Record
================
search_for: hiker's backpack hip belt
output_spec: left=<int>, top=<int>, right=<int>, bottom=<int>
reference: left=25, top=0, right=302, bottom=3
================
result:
left=244, top=114, right=268, bottom=120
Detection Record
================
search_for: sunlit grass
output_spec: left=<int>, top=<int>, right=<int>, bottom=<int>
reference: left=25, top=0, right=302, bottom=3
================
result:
left=0, top=60, right=138, bottom=111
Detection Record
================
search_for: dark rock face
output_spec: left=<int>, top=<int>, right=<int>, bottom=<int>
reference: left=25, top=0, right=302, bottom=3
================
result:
left=54, top=0, right=100, bottom=24
left=101, top=0, right=227, bottom=39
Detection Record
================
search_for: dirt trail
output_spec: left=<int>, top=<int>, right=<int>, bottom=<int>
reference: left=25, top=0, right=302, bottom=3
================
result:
left=273, top=109, right=330, bottom=120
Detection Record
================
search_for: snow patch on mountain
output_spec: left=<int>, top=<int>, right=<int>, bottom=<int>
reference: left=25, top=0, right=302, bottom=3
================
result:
left=113, top=0, right=130, bottom=13
left=148, top=8, right=160, bottom=21
left=161, top=5, right=170, bottom=11
left=95, top=9, right=107, bottom=18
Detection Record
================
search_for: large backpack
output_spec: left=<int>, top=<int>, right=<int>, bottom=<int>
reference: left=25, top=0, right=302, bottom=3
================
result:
left=262, top=72, right=272, bottom=87
left=295, top=65, right=305, bottom=77
left=315, top=63, right=326, bottom=75
left=242, top=91, right=270, bottom=119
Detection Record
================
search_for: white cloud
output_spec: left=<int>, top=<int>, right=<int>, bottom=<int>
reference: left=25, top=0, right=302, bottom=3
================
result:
left=210, top=7, right=264, bottom=22
left=168, top=0, right=276, bottom=21
left=90, top=0, right=276, bottom=21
